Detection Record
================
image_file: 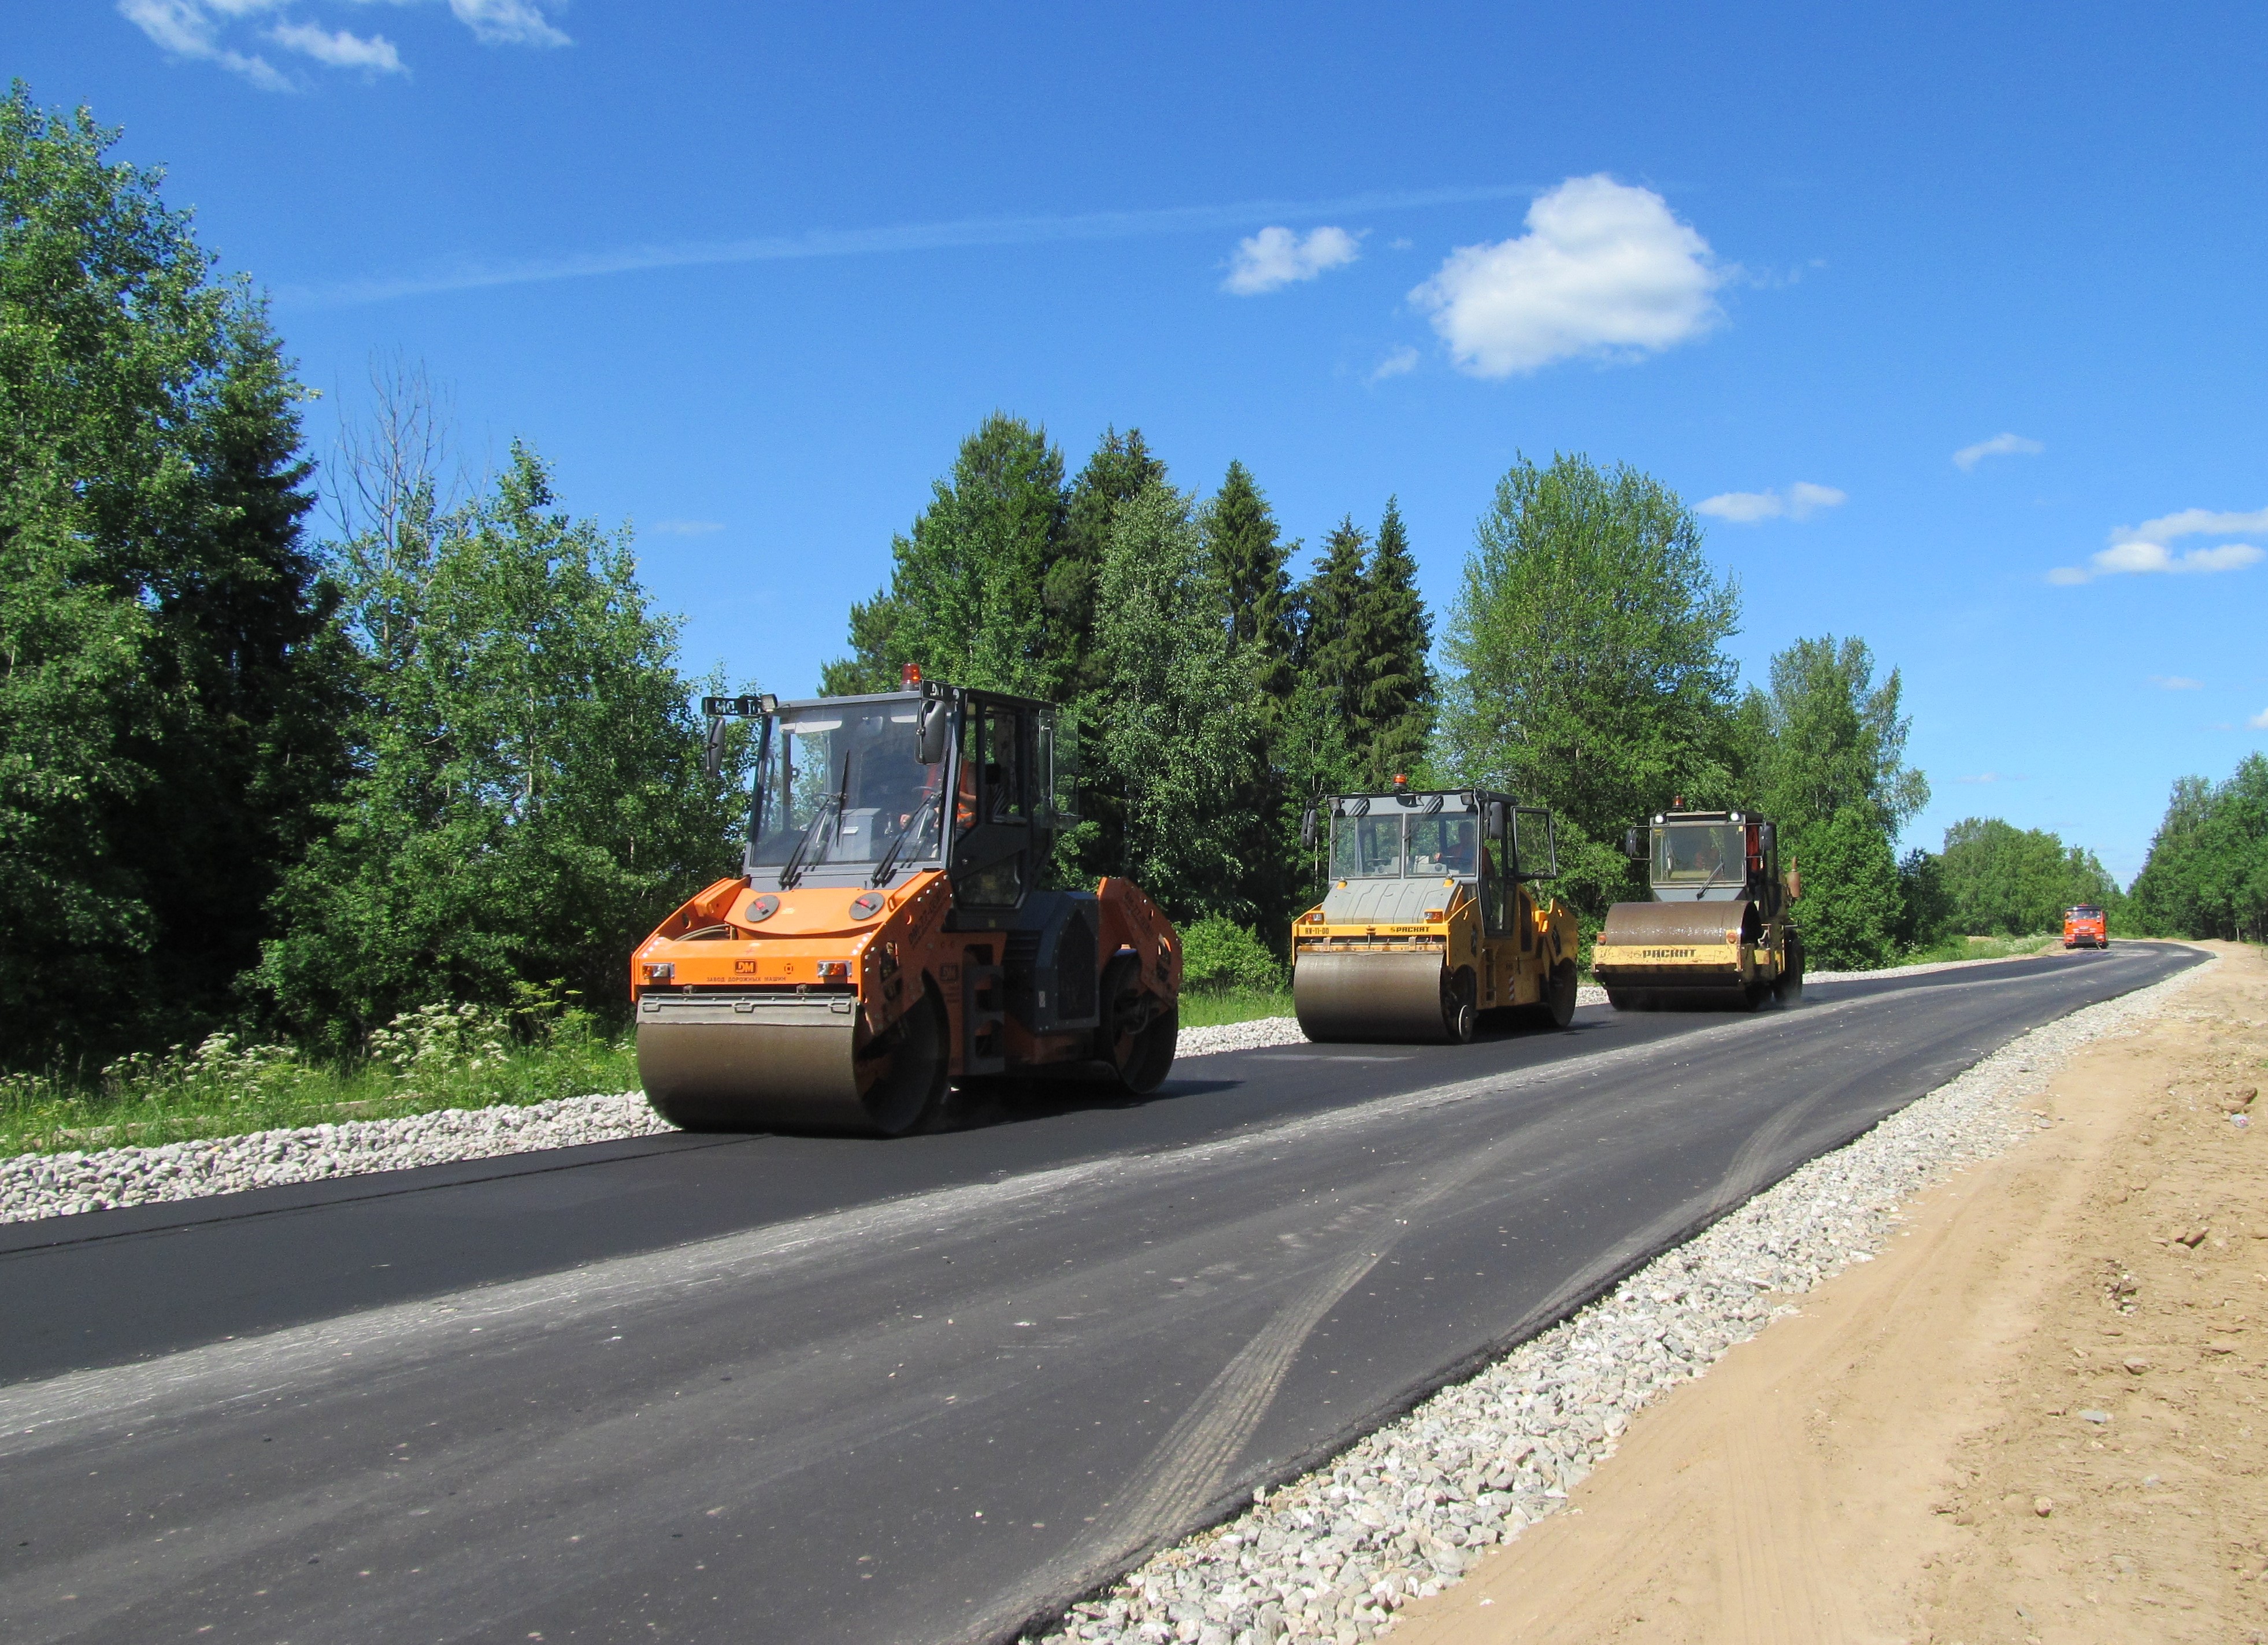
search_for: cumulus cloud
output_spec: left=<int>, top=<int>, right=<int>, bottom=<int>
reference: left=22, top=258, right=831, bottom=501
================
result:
left=1224, top=226, right=1361, bottom=295
left=270, top=19, right=405, bottom=71
left=2148, top=675, right=2203, bottom=690
left=2252, top=707, right=2268, bottom=731
left=1408, top=175, right=1725, bottom=377
left=2049, top=504, right=2267, bottom=584
left=119, top=0, right=565, bottom=84
left=1696, top=481, right=1845, bottom=524
left=1952, top=432, right=2044, bottom=471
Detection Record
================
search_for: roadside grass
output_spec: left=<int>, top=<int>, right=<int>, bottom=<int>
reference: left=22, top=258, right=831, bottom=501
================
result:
left=1898, top=933, right=2060, bottom=966
left=1, top=1007, right=639, bottom=1161
left=1179, top=985, right=1296, bottom=1028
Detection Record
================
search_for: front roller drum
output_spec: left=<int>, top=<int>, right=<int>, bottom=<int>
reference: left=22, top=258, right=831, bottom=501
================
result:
left=636, top=991, right=945, bottom=1136
left=1296, top=950, right=1468, bottom=1044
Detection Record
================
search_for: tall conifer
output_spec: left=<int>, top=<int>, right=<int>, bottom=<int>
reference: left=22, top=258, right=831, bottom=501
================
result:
left=1350, top=497, right=1433, bottom=786
left=1205, top=461, right=1296, bottom=701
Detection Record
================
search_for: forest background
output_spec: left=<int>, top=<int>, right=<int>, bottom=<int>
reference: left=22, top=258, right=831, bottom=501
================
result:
left=3, top=90, right=2260, bottom=1082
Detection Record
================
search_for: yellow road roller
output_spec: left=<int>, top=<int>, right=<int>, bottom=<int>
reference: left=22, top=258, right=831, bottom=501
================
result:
left=1291, top=781, right=1579, bottom=1042
left=1593, top=807, right=1803, bottom=1010
left=629, top=673, right=1182, bottom=1136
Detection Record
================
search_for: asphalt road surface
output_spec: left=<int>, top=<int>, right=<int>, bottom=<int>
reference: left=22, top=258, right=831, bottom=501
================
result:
left=0, top=942, right=2200, bottom=1645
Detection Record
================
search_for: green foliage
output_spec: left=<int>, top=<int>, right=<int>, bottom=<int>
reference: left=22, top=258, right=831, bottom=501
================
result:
left=1055, top=427, right=1166, bottom=698
left=821, top=412, right=1071, bottom=699
left=1739, top=635, right=1928, bottom=834
left=0, top=86, right=347, bottom=1067
left=1433, top=453, right=1741, bottom=918
left=1893, top=847, right=1954, bottom=950
left=2128, top=754, right=2268, bottom=940
left=1791, top=805, right=1904, bottom=969
left=1207, top=460, right=1297, bottom=703
left=1349, top=497, right=1433, bottom=788
left=1297, top=516, right=1370, bottom=730
left=254, top=444, right=742, bottom=1046
left=1179, top=915, right=1284, bottom=992
left=1937, top=817, right=2121, bottom=936
left=1084, top=481, right=1258, bottom=920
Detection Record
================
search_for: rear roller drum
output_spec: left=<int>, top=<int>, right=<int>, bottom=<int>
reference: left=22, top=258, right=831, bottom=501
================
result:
left=1100, top=954, right=1178, bottom=1094
left=855, top=994, right=950, bottom=1135
left=1529, top=959, right=1577, bottom=1029
left=1773, top=932, right=1805, bottom=1007
left=1444, top=969, right=1477, bottom=1044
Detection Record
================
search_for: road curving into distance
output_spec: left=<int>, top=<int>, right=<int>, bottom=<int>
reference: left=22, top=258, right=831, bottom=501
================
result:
left=0, top=942, right=2202, bottom=1645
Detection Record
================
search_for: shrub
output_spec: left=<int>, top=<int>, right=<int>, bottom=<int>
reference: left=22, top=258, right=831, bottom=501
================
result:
left=1179, top=916, right=1284, bottom=992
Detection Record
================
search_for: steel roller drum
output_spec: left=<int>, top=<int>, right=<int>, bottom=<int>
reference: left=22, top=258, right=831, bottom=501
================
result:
left=1294, top=950, right=1454, bottom=1043
left=1594, top=898, right=1755, bottom=1004
left=636, top=992, right=884, bottom=1135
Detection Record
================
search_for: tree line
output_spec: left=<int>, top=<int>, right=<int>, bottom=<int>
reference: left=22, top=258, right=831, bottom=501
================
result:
left=18, top=87, right=2252, bottom=1079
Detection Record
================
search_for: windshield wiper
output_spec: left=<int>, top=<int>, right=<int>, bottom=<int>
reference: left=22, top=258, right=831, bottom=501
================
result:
left=780, top=753, right=855, bottom=888
left=869, top=791, right=942, bottom=887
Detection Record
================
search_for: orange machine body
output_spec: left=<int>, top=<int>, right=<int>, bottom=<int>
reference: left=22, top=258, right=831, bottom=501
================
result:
left=631, top=869, right=1180, bottom=1080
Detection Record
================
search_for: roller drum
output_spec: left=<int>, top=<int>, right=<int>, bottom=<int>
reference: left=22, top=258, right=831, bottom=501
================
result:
left=1295, top=950, right=1456, bottom=1043
left=1593, top=899, right=1762, bottom=1008
left=637, top=992, right=890, bottom=1135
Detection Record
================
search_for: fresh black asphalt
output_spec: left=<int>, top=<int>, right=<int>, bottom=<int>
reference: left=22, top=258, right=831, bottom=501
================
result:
left=0, top=942, right=2200, bottom=1644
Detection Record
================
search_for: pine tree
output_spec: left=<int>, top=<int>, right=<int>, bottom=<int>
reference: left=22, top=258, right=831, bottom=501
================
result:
left=1205, top=461, right=1296, bottom=701
left=1349, top=496, right=1432, bottom=787
left=1297, top=517, right=1370, bottom=731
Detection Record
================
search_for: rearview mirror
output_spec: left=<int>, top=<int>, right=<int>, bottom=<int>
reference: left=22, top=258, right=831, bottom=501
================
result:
left=1624, top=827, right=1643, bottom=861
left=915, top=694, right=951, bottom=765
left=703, top=715, right=727, bottom=780
left=1758, top=821, right=1776, bottom=855
left=1300, top=807, right=1318, bottom=850
left=1487, top=801, right=1508, bottom=840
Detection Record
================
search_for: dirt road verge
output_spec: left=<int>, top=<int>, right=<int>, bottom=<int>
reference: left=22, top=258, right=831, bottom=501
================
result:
left=1394, top=941, right=2266, bottom=1645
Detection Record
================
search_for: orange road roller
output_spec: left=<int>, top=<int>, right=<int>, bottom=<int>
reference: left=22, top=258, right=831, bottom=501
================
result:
left=631, top=673, right=1181, bottom=1136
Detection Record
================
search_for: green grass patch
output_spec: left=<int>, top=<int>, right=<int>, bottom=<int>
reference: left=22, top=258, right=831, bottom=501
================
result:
left=1, top=1005, right=639, bottom=1161
left=1896, top=933, right=2059, bottom=966
left=1178, top=985, right=1296, bottom=1028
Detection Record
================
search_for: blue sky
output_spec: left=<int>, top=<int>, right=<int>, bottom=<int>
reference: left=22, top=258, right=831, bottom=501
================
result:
left=12, top=1, right=2266, bottom=879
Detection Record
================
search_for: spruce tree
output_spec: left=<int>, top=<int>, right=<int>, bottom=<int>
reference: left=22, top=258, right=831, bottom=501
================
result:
left=1205, top=461, right=1296, bottom=701
left=1350, top=496, right=1433, bottom=787
left=1297, top=517, right=1370, bottom=732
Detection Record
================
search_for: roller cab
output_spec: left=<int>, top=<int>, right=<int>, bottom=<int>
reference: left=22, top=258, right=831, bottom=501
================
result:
left=1291, top=783, right=1578, bottom=1043
left=632, top=677, right=1180, bottom=1136
left=1593, top=807, right=1804, bottom=1011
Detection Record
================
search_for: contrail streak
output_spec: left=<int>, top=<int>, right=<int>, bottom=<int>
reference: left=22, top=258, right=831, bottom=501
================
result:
left=275, top=182, right=1537, bottom=307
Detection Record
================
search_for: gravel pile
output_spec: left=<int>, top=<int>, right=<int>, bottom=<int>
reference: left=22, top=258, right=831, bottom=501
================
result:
left=0, top=1094, right=669, bottom=1225
left=1025, top=958, right=2211, bottom=1645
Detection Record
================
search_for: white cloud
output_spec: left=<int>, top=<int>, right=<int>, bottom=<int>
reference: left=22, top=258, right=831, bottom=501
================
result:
left=2050, top=504, right=2267, bottom=583
left=270, top=20, right=405, bottom=71
left=1407, top=175, right=1724, bottom=377
left=2252, top=707, right=2268, bottom=730
left=1952, top=432, right=2044, bottom=471
left=1368, top=346, right=1418, bottom=383
left=446, top=0, right=570, bottom=47
left=1956, top=772, right=2026, bottom=784
left=1224, top=226, right=1360, bottom=295
left=1696, top=481, right=1845, bottom=524
left=2148, top=675, right=2203, bottom=690
left=119, top=0, right=565, bottom=84
left=646, top=519, right=725, bottom=536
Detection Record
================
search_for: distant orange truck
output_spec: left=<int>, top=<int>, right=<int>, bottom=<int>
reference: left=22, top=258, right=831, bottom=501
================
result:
left=2063, top=905, right=2108, bottom=949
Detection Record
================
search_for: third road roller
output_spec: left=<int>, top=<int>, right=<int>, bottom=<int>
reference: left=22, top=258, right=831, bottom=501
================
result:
left=629, top=671, right=1181, bottom=1136
left=1292, top=779, right=1579, bottom=1043
left=1593, top=806, right=1804, bottom=1011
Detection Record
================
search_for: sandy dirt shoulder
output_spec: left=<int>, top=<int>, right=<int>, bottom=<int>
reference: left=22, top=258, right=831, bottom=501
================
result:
left=1394, top=941, right=2267, bottom=1645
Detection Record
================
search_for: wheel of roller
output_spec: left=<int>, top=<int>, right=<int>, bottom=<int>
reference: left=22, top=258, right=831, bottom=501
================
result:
left=1605, top=987, right=1657, bottom=1012
left=1444, top=968, right=1477, bottom=1044
left=1099, top=954, right=1176, bottom=1094
left=855, top=991, right=949, bottom=1135
left=1773, top=931, right=1805, bottom=1007
left=1529, top=959, right=1577, bottom=1029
